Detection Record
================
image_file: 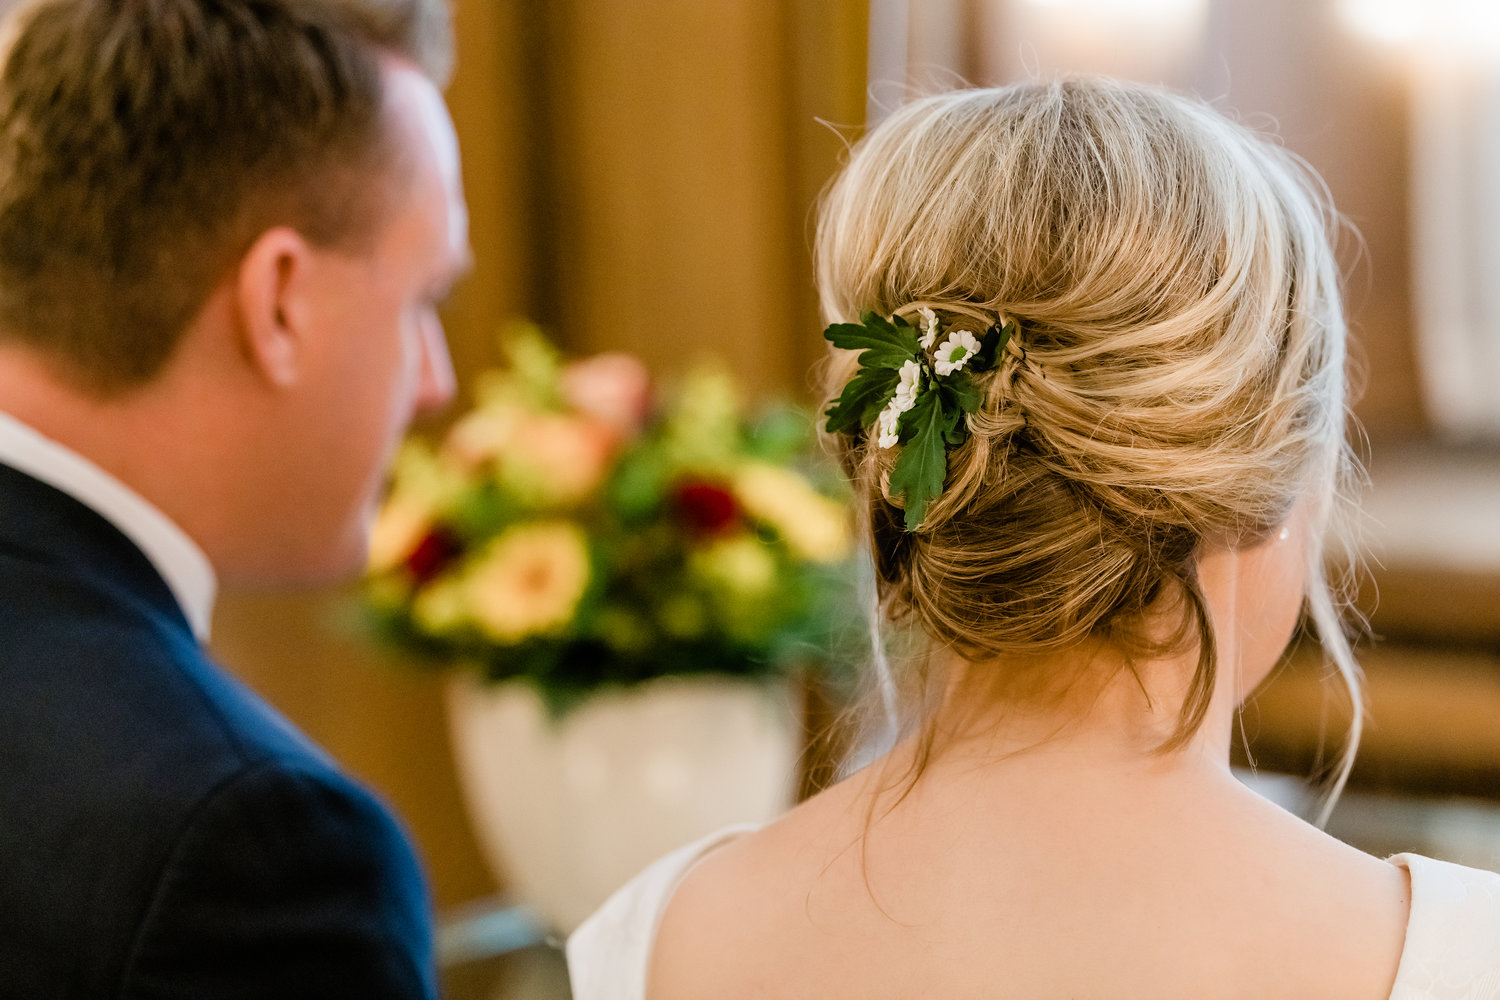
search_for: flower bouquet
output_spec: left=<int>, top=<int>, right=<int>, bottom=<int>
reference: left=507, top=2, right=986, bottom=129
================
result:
left=365, top=325, right=860, bottom=714
left=364, top=325, right=861, bottom=928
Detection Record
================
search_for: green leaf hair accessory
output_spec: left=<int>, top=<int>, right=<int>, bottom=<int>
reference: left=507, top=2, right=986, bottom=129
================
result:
left=823, top=308, right=1016, bottom=531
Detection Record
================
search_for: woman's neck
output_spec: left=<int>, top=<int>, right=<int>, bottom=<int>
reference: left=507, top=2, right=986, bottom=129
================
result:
left=884, top=534, right=1300, bottom=791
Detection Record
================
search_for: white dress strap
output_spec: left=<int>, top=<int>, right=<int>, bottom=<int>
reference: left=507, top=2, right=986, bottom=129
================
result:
left=566, top=824, right=756, bottom=1000
left=1388, top=853, right=1500, bottom=999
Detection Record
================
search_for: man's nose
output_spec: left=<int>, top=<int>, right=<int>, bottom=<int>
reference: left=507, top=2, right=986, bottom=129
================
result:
left=415, top=317, right=457, bottom=417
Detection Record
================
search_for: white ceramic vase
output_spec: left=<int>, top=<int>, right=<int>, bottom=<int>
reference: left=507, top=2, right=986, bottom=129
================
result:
left=445, top=673, right=801, bottom=934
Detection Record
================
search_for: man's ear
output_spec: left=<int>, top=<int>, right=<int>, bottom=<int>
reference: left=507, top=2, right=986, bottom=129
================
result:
left=234, top=227, right=315, bottom=389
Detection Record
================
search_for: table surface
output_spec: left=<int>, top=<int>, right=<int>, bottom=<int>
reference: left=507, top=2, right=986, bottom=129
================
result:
left=442, top=943, right=571, bottom=1000
left=438, top=901, right=572, bottom=1000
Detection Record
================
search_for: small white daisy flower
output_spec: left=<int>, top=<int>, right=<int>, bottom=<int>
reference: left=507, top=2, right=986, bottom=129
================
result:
left=933, top=330, right=982, bottom=376
left=876, top=403, right=902, bottom=449
left=892, top=359, right=922, bottom=412
left=917, top=307, right=940, bottom=351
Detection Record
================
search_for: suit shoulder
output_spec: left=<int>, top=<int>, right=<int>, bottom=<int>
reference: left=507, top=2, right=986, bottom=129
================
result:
left=120, top=757, right=436, bottom=999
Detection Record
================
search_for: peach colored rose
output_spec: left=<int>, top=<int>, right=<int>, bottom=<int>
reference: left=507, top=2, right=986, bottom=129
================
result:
left=465, top=522, right=592, bottom=643
left=499, top=413, right=616, bottom=507
left=559, top=352, right=652, bottom=438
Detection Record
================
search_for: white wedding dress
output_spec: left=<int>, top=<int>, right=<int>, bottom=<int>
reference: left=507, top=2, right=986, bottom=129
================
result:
left=566, top=826, right=1500, bottom=1000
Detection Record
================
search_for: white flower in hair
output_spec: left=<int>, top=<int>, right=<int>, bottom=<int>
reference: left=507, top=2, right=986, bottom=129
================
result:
left=875, top=360, right=923, bottom=449
left=933, top=330, right=982, bottom=376
left=876, top=404, right=901, bottom=449
left=917, top=307, right=940, bottom=351
left=892, top=359, right=922, bottom=411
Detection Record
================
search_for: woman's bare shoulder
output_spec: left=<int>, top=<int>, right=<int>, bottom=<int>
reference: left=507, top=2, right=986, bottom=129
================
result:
left=646, top=764, right=1417, bottom=1000
left=645, top=774, right=878, bottom=1000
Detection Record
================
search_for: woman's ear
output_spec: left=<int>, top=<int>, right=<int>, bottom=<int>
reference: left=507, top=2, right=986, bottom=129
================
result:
left=234, top=227, right=314, bottom=389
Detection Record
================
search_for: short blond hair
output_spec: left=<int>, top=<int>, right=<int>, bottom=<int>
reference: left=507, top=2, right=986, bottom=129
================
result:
left=0, top=0, right=452, bottom=393
left=817, top=79, right=1362, bottom=784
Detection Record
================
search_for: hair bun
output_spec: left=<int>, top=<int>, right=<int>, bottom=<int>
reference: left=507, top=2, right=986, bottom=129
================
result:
left=816, top=77, right=1362, bottom=757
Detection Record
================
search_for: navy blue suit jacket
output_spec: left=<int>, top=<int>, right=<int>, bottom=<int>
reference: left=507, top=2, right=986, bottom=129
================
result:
left=0, top=462, right=437, bottom=997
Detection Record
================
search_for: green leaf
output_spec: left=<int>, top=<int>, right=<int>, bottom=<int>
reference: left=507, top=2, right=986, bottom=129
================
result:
left=969, top=320, right=1014, bottom=373
left=823, top=312, right=921, bottom=370
left=824, top=365, right=898, bottom=435
left=887, top=389, right=960, bottom=530
left=938, top=371, right=982, bottom=417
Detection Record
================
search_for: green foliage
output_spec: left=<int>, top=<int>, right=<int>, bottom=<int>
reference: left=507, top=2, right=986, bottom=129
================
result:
left=821, top=312, right=1016, bottom=531
left=824, top=365, right=899, bottom=435
left=888, top=387, right=962, bottom=530
left=823, top=311, right=922, bottom=368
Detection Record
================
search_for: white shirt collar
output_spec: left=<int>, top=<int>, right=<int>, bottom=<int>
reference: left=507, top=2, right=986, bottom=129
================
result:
left=0, top=409, right=216, bottom=641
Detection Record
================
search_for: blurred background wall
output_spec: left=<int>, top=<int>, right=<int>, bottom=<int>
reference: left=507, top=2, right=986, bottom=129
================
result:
left=214, top=0, right=1500, bottom=911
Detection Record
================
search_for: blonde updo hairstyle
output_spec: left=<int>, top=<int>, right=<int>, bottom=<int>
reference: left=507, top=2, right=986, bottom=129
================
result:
left=818, top=79, right=1363, bottom=796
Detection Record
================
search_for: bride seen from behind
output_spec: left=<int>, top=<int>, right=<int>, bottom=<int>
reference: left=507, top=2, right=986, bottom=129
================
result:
left=567, top=78, right=1500, bottom=999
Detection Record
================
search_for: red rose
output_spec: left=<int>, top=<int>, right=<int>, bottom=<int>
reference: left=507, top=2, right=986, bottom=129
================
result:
left=405, top=527, right=463, bottom=584
left=673, top=481, right=739, bottom=536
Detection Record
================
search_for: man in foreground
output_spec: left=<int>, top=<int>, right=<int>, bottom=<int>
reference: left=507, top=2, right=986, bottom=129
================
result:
left=0, top=0, right=469, bottom=995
